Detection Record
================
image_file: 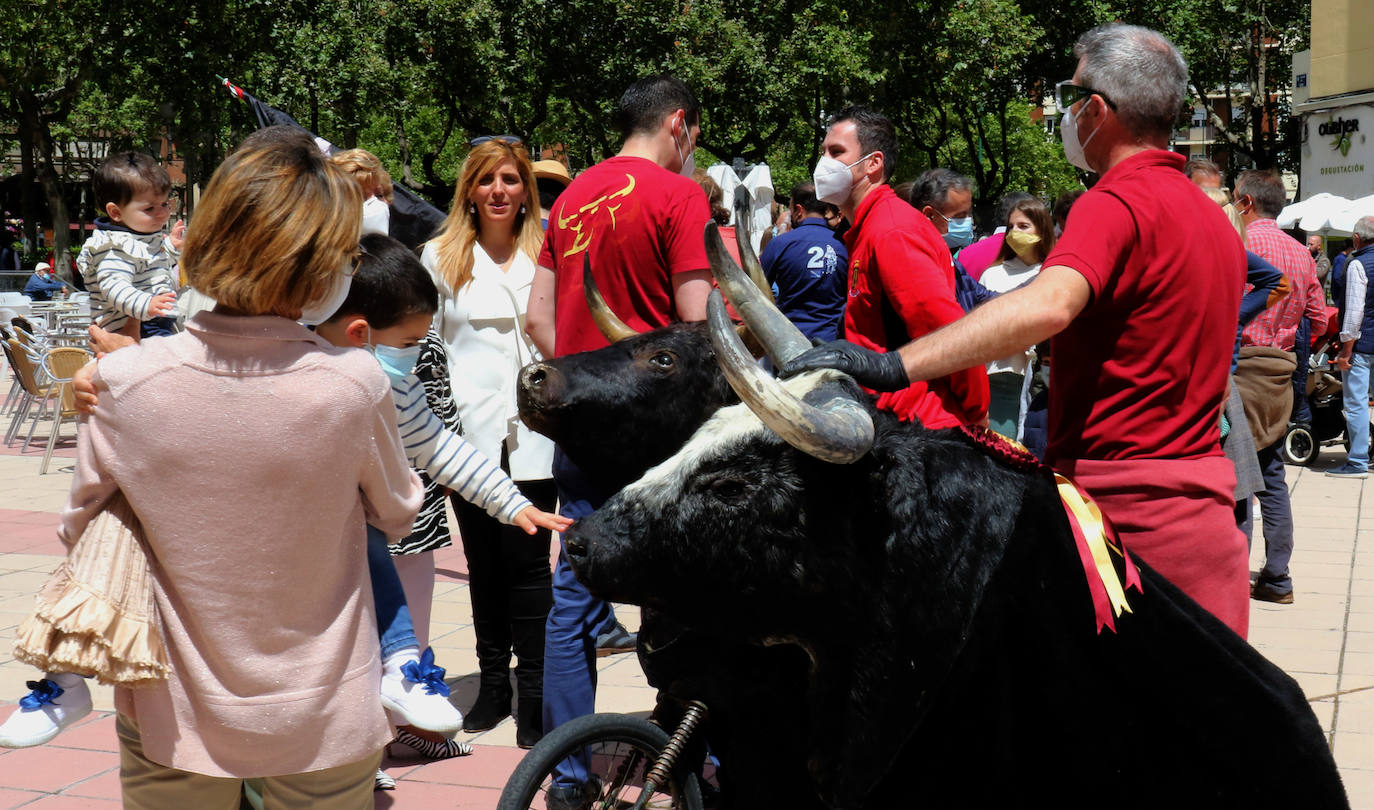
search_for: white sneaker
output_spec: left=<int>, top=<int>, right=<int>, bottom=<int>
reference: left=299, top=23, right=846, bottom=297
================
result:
left=0, top=675, right=93, bottom=748
left=379, top=649, right=464, bottom=734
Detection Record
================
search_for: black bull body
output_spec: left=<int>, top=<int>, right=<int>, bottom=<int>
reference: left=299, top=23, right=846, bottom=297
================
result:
left=516, top=226, right=1347, bottom=808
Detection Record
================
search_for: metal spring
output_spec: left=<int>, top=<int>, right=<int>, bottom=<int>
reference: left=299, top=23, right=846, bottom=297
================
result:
left=639, top=701, right=709, bottom=807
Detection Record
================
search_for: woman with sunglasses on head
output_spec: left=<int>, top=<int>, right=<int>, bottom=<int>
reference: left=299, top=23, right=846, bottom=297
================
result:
left=421, top=136, right=557, bottom=749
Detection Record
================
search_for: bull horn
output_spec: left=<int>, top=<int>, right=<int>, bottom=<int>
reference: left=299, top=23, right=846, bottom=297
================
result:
left=582, top=254, right=640, bottom=343
left=731, top=186, right=774, bottom=301
left=707, top=290, right=873, bottom=464
left=705, top=223, right=812, bottom=366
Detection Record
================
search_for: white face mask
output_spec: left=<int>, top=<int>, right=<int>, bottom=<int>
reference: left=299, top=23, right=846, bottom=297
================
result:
left=298, top=259, right=354, bottom=326
left=1060, top=104, right=1098, bottom=172
left=813, top=152, right=875, bottom=205
left=361, top=196, right=390, bottom=236
left=674, top=117, right=696, bottom=178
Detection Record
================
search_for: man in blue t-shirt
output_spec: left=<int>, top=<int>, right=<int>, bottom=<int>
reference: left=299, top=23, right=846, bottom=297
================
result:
left=760, top=181, right=849, bottom=342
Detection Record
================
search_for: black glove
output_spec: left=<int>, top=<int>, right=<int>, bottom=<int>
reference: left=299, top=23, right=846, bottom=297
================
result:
left=779, top=340, right=910, bottom=392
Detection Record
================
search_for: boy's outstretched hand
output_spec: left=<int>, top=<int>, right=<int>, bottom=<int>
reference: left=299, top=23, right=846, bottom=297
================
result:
left=168, top=219, right=186, bottom=251
left=513, top=506, right=574, bottom=535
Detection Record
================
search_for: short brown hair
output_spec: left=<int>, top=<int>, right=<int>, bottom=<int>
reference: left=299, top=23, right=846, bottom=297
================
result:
left=331, top=148, right=394, bottom=204
left=1234, top=169, right=1286, bottom=219
left=93, top=152, right=171, bottom=208
left=183, top=141, right=361, bottom=317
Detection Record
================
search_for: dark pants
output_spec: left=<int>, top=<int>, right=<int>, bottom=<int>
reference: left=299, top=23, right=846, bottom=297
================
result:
left=1240, top=440, right=1294, bottom=594
left=139, top=316, right=177, bottom=339
left=1292, top=317, right=1312, bottom=425
left=451, top=471, right=556, bottom=712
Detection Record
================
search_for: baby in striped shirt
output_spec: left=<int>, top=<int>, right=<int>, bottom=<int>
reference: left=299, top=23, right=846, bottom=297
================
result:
left=76, top=152, right=184, bottom=339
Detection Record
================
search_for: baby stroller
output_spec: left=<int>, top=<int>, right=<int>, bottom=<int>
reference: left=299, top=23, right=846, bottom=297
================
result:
left=1281, top=307, right=1372, bottom=464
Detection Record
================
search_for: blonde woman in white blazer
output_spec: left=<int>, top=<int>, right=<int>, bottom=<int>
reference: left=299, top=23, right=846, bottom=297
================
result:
left=421, top=137, right=556, bottom=749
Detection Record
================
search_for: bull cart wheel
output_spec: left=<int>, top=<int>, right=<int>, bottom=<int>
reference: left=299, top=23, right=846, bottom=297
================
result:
left=1282, top=424, right=1318, bottom=465
left=497, top=712, right=705, bottom=810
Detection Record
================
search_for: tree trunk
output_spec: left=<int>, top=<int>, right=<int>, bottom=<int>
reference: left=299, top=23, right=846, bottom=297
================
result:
left=29, top=109, right=72, bottom=283
left=17, top=127, right=38, bottom=259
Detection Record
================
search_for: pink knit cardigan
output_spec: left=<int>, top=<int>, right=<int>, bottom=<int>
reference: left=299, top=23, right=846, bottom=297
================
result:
left=59, top=311, right=423, bottom=777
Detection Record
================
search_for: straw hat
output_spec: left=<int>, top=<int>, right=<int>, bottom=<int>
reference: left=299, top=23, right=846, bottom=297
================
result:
left=532, top=160, right=572, bottom=188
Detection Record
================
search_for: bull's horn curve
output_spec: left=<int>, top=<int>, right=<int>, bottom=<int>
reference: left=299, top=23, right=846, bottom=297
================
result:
left=582, top=255, right=640, bottom=343
left=704, top=223, right=812, bottom=366
left=732, top=187, right=773, bottom=300
left=707, top=289, right=874, bottom=464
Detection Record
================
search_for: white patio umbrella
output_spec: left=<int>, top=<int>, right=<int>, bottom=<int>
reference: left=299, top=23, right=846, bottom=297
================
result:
left=1277, top=193, right=1347, bottom=229
left=1328, top=194, right=1374, bottom=235
left=1298, top=194, right=1357, bottom=234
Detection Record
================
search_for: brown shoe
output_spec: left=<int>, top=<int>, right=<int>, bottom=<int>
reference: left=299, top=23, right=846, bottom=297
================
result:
left=1251, top=581, right=1294, bottom=604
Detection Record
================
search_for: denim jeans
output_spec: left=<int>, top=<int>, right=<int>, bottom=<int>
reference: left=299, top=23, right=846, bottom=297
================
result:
left=1342, top=352, right=1372, bottom=471
left=1292, top=318, right=1312, bottom=425
left=544, top=449, right=620, bottom=789
left=367, top=524, right=417, bottom=659
left=1240, top=441, right=1293, bottom=593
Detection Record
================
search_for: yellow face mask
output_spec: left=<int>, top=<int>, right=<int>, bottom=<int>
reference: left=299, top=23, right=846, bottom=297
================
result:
left=1004, top=230, right=1042, bottom=264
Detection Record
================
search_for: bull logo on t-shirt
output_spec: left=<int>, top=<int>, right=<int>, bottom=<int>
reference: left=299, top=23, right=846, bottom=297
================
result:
left=556, top=173, right=638, bottom=258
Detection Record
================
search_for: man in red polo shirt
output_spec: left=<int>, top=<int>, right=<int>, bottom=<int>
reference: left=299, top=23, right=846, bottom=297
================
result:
left=815, top=104, right=987, bottom=427
left=524, top=74, right=712, bottom=806
left=786, top=23, right=1250, bottom=637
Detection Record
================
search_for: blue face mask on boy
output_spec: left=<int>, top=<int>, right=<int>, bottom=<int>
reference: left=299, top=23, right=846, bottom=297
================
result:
left=367, top=328, right=422, bottom=382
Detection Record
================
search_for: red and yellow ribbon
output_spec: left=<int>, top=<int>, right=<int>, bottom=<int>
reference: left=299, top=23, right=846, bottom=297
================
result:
left=1054, top=473, right=1143, bottom=634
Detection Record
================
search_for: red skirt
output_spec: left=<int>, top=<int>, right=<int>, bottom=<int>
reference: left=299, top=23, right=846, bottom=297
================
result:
left=1057, top=455, right=1249, bottom=638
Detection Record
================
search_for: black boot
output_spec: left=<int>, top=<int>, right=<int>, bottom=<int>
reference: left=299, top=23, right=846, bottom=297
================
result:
left=511, top=559, right=553, bottom=749
left=463, top=677, right=512, bottom=732
left=462, top=613, right=513, bottom=732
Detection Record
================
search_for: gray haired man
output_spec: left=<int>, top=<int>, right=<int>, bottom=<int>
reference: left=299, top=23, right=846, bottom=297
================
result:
left=785, top=23, right=1253, bottom=636
left=1330, top=216, right=1374, bottom=478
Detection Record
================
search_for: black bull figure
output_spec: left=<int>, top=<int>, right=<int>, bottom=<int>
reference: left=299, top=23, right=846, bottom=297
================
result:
left=518, top=226, right=1347, bottom=808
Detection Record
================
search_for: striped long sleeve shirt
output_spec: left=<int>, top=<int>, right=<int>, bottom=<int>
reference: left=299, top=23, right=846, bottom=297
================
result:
left=76, top=218, right=178, bottom=332
left=391, top=372, right=531, bottom=524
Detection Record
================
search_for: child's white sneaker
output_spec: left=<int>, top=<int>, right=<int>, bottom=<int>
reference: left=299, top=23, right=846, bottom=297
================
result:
left=0, top=674, right=93, bottom=748
left=379, top=647, right=463, bottom=734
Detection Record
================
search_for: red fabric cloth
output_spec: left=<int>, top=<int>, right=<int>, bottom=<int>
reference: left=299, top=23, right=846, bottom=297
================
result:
left=956, top=232, right=1005, bottom=280
left=1062, top=456, right=1250, bottom=638
left=1043, top=150, right=1244, bottom=464
left=1240, top=219, right=1325, bottom=351
left=538, top=156, right=711, bottom=357
left=842, top=185, right=989, bottom=428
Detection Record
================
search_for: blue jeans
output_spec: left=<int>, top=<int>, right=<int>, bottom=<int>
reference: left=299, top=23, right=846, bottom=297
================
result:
left=367, top=524, right=417, bottom=659
left=140, top=316, right=177, bottom=338
left=1342, top=352, right=1373, bottom=471
left=1292, top=318, right=1312, bottom=425
left=1241, top=441, right=1293, bottom=593
left=544, top=449, right=620, bottom=788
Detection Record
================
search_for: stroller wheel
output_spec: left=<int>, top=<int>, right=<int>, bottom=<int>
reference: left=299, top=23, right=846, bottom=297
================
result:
left=1283, top=424, right=1318, bottom=466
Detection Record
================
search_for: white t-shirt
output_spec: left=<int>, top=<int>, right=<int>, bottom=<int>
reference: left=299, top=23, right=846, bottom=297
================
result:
left=980, top=257, right=1042, bottom=375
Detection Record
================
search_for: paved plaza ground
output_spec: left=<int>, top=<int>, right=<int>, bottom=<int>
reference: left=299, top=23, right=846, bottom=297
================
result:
left=4, top=395, right=1374, bottom=806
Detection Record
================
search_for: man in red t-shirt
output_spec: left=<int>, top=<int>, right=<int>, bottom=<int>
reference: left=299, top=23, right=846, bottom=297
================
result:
left=524, top=75, right=712, bottom=799
left=786, top=23, right=1251, bottom=637
left=816, top=105, right=987, bottom=428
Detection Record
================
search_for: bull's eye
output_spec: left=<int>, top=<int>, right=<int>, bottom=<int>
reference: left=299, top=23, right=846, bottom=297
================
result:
left=649, top=351, right=675, bottom=369
left=708, top=477, right=747, bottom=502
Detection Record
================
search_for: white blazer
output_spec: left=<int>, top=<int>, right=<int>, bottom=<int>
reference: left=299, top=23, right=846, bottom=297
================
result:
left=422, top=241, right=555, bottom=481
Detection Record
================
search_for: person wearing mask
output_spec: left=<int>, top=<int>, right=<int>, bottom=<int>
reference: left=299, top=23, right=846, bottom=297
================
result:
left=909, top=169, right=996, bottom=314
left=23, top=262, right=67, bottom=301
left=978, top=197, right=1056, bottom=438
left=524, top=74, right=712, bottom=809
left=957, top=191, right=1034, bottom=280
left=786, top=23, right=1251, bottom=638
left=759, top=181, right=849, bottom=342
left=817, top=113, right=989, bottom=428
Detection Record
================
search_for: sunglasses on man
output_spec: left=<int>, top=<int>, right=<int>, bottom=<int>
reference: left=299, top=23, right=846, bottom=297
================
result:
left=1054, top=81, right=1118, bottom=111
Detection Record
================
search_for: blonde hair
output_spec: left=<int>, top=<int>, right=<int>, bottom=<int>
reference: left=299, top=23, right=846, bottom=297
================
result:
left=184, top=142, right=362, bottom=317
left=1202, top=187, right=1246, bottom=245
left=425, top=140, right=544, bottom=293
left=331, top=148, right=394, bottom=203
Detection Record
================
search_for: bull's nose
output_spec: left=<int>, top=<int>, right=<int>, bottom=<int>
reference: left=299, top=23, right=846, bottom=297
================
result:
left=518, top=362, right=564, bottom=406
left=565, top=533, right=588, bottom=562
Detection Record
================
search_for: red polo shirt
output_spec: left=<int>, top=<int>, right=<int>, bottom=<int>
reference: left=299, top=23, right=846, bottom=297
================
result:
left=1044, top=150, right=1244, bottom=465
left=842, top=184, right=988, bottom=428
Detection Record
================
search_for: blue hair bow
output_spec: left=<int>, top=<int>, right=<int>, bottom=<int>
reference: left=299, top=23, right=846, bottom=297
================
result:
left=400, top=648, right=451, bottom=698
left=19, top=679, right=64, bottom=710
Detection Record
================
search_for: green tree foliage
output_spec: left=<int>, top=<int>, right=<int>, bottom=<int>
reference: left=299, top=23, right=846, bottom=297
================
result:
left=0, top=0, right=1316, bottom=244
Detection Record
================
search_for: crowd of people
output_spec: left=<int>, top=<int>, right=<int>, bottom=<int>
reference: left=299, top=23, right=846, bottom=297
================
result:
left=0, top=18, right=1354, bottom=809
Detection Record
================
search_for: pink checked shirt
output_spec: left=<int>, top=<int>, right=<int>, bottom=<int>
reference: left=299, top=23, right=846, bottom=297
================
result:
left=1241, top=219, right=1324, bottom=351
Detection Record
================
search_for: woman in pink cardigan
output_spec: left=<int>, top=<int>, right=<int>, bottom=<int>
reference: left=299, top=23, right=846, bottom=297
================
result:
left=61, top=138, right=424, bottom=808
